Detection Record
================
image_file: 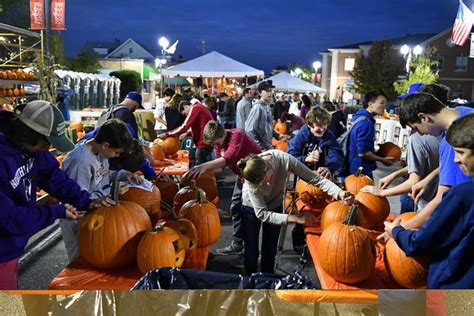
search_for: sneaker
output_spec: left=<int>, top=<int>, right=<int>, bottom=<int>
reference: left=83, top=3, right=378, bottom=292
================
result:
left=229, top=254, right=244, bottom=268
left=216, top=241, right=243, bottom=255
left=218, top=208, right=232, bottom=220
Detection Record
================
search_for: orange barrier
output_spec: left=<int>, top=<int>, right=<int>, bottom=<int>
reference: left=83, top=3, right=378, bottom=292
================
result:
left=153, top=150, right=190, bottom=176
left=275, top=289, right=378, bottom=304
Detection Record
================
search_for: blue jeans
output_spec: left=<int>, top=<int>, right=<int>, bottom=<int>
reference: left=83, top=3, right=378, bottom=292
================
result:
left=241, top=205, right=281, bottom=275
left=400, top=193, right=415, bottom=213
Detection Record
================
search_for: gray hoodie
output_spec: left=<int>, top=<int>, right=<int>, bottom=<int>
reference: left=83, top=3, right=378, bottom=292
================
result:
left=245, top=99, right=273, bottom=150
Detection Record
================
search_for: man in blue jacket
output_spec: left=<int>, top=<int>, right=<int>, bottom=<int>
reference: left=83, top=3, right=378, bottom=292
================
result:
left=287, top=106, right=343, bottom=179
left=0, top=101, right=105, bottom=289
left=385, top=113, right=474, bottom=289
left=348, top=90, right=394, bottom=178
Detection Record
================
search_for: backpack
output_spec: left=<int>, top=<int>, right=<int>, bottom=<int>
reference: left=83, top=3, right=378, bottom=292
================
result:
left=336, top=115, right=370, bottom=175
left=96, top=105, right=128, bottom=127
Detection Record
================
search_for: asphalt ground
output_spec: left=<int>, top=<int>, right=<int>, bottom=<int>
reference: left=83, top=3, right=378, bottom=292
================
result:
left=19, top=161, right=403, bottom=289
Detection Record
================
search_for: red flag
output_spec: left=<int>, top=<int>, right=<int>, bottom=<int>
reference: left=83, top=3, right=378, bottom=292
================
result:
left=51, top=0, right=66, bottom=30
left=29, top=0, right=45, bottom=30
left=451, top=0, right=474, bottom=46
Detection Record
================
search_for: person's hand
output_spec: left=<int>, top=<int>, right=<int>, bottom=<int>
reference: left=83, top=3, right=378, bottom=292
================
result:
left=119, top=183, right=129, bottom=195
left=64, top=203, right=80, bottom=220
left=129, top=173, right=144, bottom=184
left=279, top=134, right=288, bottom=141
left=338, top=191, right=354, bottom=204
left=379, top=174, right=395, bottom=189
left=376, top=231, right=390, bottom=244
left=89, top=196, right=116, bottom=209
left=381, top=157, right=395, bottom=167
left=179, top=133, right=187, bottom=141
left=360, top=185, right=383, bottom=197
left=157, top=133, right=167, bottom=140
left=411, top=181, right=426, bottom=204
left=384, top=218, right=401, bottom=239
left=183, top=166, right=205, bottom=180
left=294, top=212, right=318, bottom=226
left=305, top=150, right=320, bottom=163
left=316, top=167, right=332, bottom=179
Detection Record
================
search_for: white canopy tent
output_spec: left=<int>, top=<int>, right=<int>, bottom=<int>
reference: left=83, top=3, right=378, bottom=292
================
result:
left=254, top=71, right=326, bottom=94
left=161, top=51, right=264, bottom=78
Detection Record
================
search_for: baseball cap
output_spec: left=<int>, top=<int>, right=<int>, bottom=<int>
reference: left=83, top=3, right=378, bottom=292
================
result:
left=257, top=80, right=275, bottom=92
left=126, top=91, right=143, bottom=108
left=398, top=83, right=425, bottom=99
left=16, top=100, right=75, bottom=153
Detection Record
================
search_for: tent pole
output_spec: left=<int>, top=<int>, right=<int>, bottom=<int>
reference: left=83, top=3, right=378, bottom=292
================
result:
left=211, top=77, right=214, bottom=96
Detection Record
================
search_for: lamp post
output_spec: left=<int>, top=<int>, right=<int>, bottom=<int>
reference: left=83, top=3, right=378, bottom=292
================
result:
left=158, top=36, right=172, bottom=97
left=400, top=44, right=423, bottom=73
left=312, top=61, right=322, bottom=83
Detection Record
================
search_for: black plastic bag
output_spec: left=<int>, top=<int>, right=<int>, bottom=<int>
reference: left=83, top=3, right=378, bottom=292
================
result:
left=131, top=267, right=315, bottom=290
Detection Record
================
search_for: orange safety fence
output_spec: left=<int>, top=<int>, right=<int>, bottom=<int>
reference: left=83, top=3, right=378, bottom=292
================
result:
left=275, top=289, right=378, bottom=304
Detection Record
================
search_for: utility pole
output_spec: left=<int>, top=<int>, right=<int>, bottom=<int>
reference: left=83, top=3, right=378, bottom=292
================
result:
left=44, top=0, right=51, bottom=57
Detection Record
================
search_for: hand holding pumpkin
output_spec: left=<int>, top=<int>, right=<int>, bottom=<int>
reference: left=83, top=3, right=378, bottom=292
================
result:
left=64, top=203, right=79, bottom=220
left=360, top=185, right=384, bottom=197
left=338, top=191, right=354, bottom=204
left=305, top=150, right=320, bottom=163
left=381, top=157, right=395, bottom=167
left=89, top=196, right=116, bottom=209
left=379, top=173, right=395, bottom=189
left=384, top=218, right=401, bottom=238
left=184, top=166, right=206, bottom=180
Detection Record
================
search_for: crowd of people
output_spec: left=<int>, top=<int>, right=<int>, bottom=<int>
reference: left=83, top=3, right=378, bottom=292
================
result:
left=1, top=78, right=473, bottom=290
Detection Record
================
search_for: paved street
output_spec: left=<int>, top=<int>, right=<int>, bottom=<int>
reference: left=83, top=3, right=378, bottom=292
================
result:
left=19, top=162, right=402, bottom=289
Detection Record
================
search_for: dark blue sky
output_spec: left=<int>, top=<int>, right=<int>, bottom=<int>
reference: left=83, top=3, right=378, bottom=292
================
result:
left=63, top=0, right=460, bottom=73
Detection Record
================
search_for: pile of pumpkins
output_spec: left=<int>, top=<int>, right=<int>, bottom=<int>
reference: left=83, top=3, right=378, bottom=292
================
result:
left=0, top=69, right=37, bottom=81
left=147, top=137, right=181, bottom=161
left=0, top=86, right=25, bottom=97
left=272, top=119, right=288, bottom=152
left=296, top=166, right=430, bottom=288
left=77, top=168, right=221, bottom=275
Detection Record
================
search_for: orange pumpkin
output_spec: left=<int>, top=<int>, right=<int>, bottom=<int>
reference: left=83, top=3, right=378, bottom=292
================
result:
left=69, top=121, right=84, bottom=133
left=155, top=137, right=180, bottom=156
left=274, top=119, right=288, bottom=135
left=160, top=218, right=198, bottom=257
left=179, top=190, right=221, bottom=247
left=344, top=167, right=374, bottom=195
left=385, top=212, right=430, bottom=289
left=320, top=201, right=349, bottom=231
left=0, top=88, right=6, bottom=97
left=319, top=204, right=376, bottom=283
left=136, top=225, right=185, bottom=274
left=273, top=139, right=288, bottom=152
left=149, top=144, right=166, bottom=161
left=295, top=171, right=331, bottom=210
left=355, top=191, right=390, bottom=229
left=155, top=178, right=179, bottom=208
left=77, top=201, right=151, bottom=269
left=173, top=180, right=205, bottom=213
left=377, top=142, right=402, bottom=162
left=9, top=72, right=17, bottom=80
left=120, top=186, right=162, bottom=225
left=6, top=89, right=13, bottom=97
left=179, top=170, right=218, bottom=202
left=13, top=87, right=19, bottom=96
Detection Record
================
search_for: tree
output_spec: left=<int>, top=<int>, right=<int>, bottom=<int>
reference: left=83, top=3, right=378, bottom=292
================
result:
left=30, top=54, right=63, bottom=103
left=0, top=0, right=29, bottom=29
left=65, top=48, right=101, bottom=73
left=109, top=70, right=142, bottom=100
left=393, top=48, right=439, bottom=95
left=350, top=40, right=405, bottom=100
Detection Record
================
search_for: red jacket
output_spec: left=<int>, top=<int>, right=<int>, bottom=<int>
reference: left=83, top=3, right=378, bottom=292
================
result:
left=166, top=103, right=213, bottom=149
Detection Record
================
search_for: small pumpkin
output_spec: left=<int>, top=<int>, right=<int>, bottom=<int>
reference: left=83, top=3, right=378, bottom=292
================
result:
left=179, top=170, right=218, bottom=202
left=377, top=142, right=402, bottom=162
left=355, top=191, right=390, bottom=229
left=320, top=201, right=349, bottom=231
left=154, top=178, right=179, bottom=208
left=319, top=204, right=376, bottom=283
left=385, top=212, right=430, bottom=289
left=274, top=119, right=288, bottom=135
left=344, top=167, right=374, bottom=195
left=179, top=190, right=221, bottom=247
left=295, top=171, right=331, bottom=210
left=173, top=180, right=206, bottom=213
left=273, top=139, right=288, bottom=152
left=120, top=186, right=162, bottom=225
left=149, top=144, right=166, bottom=161
left=77, top=201, right=151, bottom=269
left=69, top=121, right=84, bottom=133
left=159, top=217, right=198, bottom=257
left=136, top=225, right=185, bottom=274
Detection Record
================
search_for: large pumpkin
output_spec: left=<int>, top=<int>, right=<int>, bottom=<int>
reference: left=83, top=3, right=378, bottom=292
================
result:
left=377, top=142, right=402, bottom=162
left=136, top=226, right=185, bottom=274
left=154, top=137, right=180, bottom=156
left=155, top=178, right=179, bottom=207
left=178, top=191, right=221, bottom=247
left=385, top=212, right=430, bottom=289
left=295, top=171, right=331, bottom=210
left=321, top=201, right=350, bottom=231
left=179, top=170, right=218, bottom=202
left=69, top=121, right=84, bottom=133
left=160, top=218, right=198, bottom=257
left=149, top=144, right=166, bottom=161
left=274, top=119, right=288, bottom=135
left=120, top=186, right=162, bottom=225
left=355, top=191, right=390, bottom=229
left=173, top=180, right=206, bottom=213
left=344, top=167, right=374, bottom=195
left=319, top=205, right=376, bottom=283
left=77, top=201, right=151, bottom=269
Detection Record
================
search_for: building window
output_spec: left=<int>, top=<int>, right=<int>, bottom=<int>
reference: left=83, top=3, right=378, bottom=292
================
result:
left=344, top=58, right=355, bottom=71
left=431, top=56, right=444, bottom=71
left=455, top=56, right=468, bottom=72
left=129, top=47, right=134, bottom=54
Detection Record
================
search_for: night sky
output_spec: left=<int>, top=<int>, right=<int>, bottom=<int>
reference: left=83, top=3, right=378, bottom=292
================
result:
left=63, top=0, right=461, bottom=73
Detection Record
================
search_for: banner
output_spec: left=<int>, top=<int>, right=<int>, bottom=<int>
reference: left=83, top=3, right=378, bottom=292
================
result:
left=51, top=0, right=66, bottom=30
left=29, top=0, right=45, bottom=30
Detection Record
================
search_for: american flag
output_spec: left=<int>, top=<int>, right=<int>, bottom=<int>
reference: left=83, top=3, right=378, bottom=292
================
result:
left=451, top=0, right=474, bottom=46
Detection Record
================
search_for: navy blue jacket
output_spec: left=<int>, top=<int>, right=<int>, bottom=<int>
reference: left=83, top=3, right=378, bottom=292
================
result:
left=348, top=108, right=376, bottom=177
left=287, top=125, right=343, bottom=174
left=0, top=111, right=91, bottom=263
left=393, top=179, right=474, bottom=289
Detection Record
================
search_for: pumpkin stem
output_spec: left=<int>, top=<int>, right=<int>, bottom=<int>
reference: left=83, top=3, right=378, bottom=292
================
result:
left=190, top=180, right=196, bottom=190
left=198, top=189, right=207, bottom=204
left=343, top=204, right=359, bottom=226
left=356, top=167, right=364, bottom=177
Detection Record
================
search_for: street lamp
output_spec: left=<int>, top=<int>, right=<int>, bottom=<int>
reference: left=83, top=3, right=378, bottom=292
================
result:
left=312, top=61, right=322, bottom=72
left=400, top=44, right=423, bottom=72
